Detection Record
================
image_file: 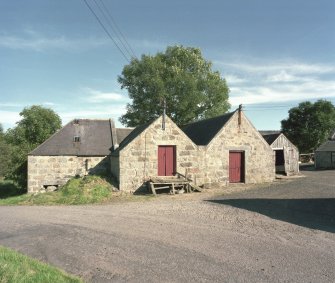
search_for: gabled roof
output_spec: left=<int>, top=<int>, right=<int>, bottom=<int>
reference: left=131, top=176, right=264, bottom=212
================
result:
left=116, top=128, right=134, bottom=144
left=112, top=120, right=153, bottom=155
left=316, top=140, right=335, bottom=152
left=29, top=119, right=131, bottom=156
left=181, top=111, right=236, bottom=145
left=259, top=131, right=281, bottom=145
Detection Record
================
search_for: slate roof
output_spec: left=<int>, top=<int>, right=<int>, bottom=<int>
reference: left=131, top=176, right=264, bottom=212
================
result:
left=181, top=111, right=236, bottom=145
left=316, top=140, right=335, bottom=152
left=116, top=128, right=134, bottom=144
left=29, top=119, right=132, bottom=156
left=259, top=131, right=281, bottom=145
left=112, top=120, right=153, bottom=155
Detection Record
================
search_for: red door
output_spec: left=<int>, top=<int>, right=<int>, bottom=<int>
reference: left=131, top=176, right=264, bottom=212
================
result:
left=229, top=152, right=244, bottom=183
left=158, top=146, right=175, bottom=176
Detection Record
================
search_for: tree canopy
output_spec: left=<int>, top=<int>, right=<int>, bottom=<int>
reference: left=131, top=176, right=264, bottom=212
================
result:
left=0, top=123, right=11, bottom=177
left=281, top=100, right=335, bottom=153
left=118, top=45, right=230, bottom=126
left=4, top=105, right=62, bottom=188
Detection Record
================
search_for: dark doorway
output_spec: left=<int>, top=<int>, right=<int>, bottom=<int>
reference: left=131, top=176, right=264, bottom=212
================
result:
left=275, top=149, right=285, bottom=174
left=158, top=146, right=176, bottom=176
left=229, top=151, right=244, bottom=183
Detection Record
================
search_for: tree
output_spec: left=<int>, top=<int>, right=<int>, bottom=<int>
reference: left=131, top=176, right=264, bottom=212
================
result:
left=118, top=45, right=230, bottom=126
left=281, top=100, right=335, bottom=153
left=0, top=123, right=11, bottom=178
left=5, top=105, right=62, bottom=188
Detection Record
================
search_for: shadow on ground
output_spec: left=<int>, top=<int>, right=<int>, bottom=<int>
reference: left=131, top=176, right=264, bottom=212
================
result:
left=0, top=181, right=26, bottom=199
left=208, top=198, right=335, bottom=233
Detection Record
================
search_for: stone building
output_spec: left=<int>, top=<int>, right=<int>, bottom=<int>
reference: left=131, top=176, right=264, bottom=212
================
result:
left=110, top=116, right=199, bottom=192
left=315, top=130, right=335, bottom=169
left=28, top=109, right=276, bottom=193
left=111, top=109, right=275, bottom=192
left=27, top=119, right=132, bottom=193
left=260, top=131, right=299, bottom=175
left=183, top=110, right=275, bottom=187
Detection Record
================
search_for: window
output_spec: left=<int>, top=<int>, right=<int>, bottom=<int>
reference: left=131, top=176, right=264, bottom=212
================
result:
left=73, top=136, right=81, bottom=142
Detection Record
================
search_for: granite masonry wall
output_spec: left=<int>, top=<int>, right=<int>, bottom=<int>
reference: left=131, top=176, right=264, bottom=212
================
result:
left=27, top=155, right=108, bottom=193
left=114, top=116, right=199, bottom=192
left=112, top=112, right=275, bottom=192
left=202, top=112, right=275, bottom=186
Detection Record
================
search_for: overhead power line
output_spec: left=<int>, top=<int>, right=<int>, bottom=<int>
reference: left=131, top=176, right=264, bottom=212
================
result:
left=98, top=0, right=137, bottom=59
left=82, top=0, right=131, bottom=63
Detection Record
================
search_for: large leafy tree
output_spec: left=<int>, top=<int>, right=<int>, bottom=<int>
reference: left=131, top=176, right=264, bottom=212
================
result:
left=118, top=45, right=230, bottom=126
left=281, top=100, right=335, bottom=153
left=0, top=123, right=11, bottom=178
left=5, top=105, right=62, bottom=188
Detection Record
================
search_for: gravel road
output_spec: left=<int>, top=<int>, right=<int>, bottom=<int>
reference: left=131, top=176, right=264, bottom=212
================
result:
left=0, top=169, right=334, bottom=282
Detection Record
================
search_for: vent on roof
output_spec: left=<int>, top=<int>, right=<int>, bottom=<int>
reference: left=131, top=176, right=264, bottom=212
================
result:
left=73, top=136, right=81, bottom=142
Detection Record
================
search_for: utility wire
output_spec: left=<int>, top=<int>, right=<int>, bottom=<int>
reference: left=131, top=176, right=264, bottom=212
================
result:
left=98, top=0, right=137, bottom=59
left=82, top=0, right=130, bottom=63
left=92, top=0, right=134, bottom=60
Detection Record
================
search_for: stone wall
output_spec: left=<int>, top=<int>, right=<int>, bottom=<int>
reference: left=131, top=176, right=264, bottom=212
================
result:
left=27, top=155, right=109, bottom=193
left=118, top=116, right=198, bottom=192
left=203, top=112, right=275, bottom=185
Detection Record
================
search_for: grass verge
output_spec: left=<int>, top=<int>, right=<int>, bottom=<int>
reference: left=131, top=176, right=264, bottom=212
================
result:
left=0, top=246, right=82, bottom=283
left=0, top=175, right=153, bottom=206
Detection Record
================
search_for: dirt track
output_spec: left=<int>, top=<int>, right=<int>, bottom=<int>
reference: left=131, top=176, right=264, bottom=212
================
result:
left=0, top=169, right=334, bottom=282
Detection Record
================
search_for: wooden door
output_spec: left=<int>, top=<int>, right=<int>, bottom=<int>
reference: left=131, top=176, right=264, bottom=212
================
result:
left=229, top=152, right=244, bottom=183
left=158, top=146, right=176, bottom=176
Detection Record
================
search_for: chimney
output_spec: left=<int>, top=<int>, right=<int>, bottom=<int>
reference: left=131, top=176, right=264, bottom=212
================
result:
left=238, top=104, right=242, bottom=126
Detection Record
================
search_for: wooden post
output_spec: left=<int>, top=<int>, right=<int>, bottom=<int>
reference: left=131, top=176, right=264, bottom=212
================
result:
left=150, top=182, right=156, bottom=195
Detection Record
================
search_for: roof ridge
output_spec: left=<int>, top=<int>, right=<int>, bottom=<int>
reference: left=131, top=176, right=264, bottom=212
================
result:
left=182, top=110, right=236, bottom=127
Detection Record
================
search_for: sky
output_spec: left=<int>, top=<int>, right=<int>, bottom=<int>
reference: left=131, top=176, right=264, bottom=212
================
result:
left=1, top=0, right=335, bottom=131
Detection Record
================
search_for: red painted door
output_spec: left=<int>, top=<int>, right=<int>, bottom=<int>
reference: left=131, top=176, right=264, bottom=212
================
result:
left=158, top=146, right=175, bottom=176
left=229, top=152, right=244, bottom=183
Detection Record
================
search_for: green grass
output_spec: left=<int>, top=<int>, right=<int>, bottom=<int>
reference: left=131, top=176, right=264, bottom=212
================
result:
left=0, top=246, right=82, bottom=283
left=0, top=175, right=154, bottom=206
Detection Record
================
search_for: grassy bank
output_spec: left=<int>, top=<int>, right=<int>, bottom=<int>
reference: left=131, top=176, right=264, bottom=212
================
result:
left=0, top=246, right=82, bottom=283
left=0, top=175, right=153, bottom=206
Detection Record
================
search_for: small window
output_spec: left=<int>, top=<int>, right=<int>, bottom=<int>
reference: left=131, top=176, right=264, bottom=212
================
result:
left=73, top=136, right=81, bottom=142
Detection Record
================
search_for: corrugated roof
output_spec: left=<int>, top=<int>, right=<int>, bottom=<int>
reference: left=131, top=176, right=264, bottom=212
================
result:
left=181, top=111, right=236, bottom=145
left=316, top=140, right=335, bottom=152
left=29, top=119, right=113, bottom=156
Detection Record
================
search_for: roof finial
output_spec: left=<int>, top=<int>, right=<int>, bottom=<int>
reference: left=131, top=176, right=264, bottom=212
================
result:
left=238, top=104, right=242, bottom=126
left=162, top=98, right=166, bottom=130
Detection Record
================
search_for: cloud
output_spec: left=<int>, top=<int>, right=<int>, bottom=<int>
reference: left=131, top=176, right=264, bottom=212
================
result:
left=83, top=88, right=128, bottom=103
left=213, top=57, right=335, bottom=107
left=0, top=30, right=108, bottom=52
left=216, top=61, right=335, bottom=75
left=0, top=110, right=21, bottom=129
left=59, top=104, right=127, bottom=127
left=229, top=80, right=335, bottom=106
left=0, top=102, right=24, bottom=107
left=224, top=74, right=247, bottom=84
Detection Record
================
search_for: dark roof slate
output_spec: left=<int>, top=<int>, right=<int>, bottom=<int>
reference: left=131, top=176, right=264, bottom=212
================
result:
left=316, top=140, right=335, bottom=152
left=260, top=132, right=281, bottom=145
left=181, top=111, right=236, bottom=145
left=116, top=128, right=133, bottom=144
left=112, top=120, right=153, bottom=155
left=29, top=119, right=113, bottom=156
